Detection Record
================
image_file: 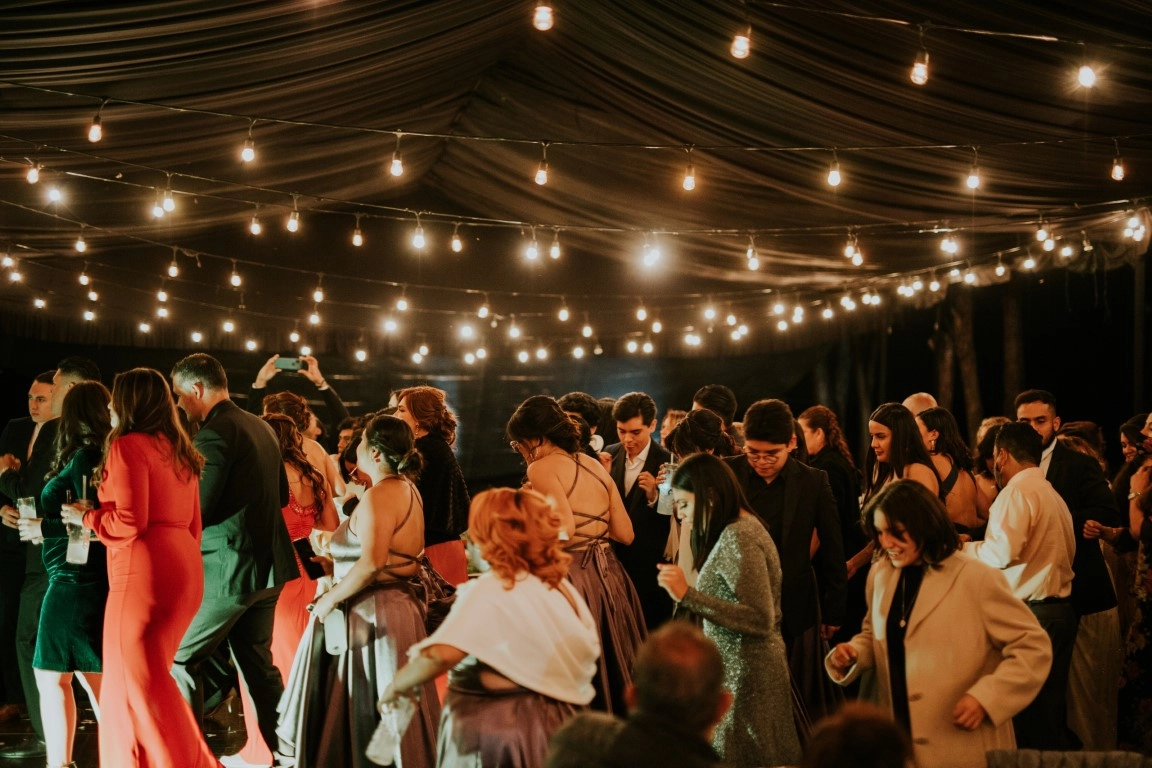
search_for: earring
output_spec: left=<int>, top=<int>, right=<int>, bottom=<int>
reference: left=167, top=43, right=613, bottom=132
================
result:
left=929, top=438, right=936, bottom=452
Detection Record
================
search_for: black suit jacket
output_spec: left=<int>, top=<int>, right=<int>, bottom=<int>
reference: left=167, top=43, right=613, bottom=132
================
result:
left=0, top=417, right=59, bottom=575
left=194, top=400, right=296, bottom=598
left=607, top=439, right=673, bottom=629
left=1045, top=440, right=1120, bottom=616
left=726, top=454, right=847, bottom=640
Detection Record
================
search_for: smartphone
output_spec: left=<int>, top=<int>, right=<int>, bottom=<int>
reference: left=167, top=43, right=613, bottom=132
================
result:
left=292, top=537, right=328, bottom=580
left=274, top=357, right=305, bottom=371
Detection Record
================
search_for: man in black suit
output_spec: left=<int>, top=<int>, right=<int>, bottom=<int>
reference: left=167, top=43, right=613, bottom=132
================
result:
left=170, top=353, right=297, bottom=756
left=0, top=357, right=100, bottom=759
left=605, top=392, right=673, bottom=630
left=1016, top=389, right=1122, bottom=749
left=725, top=398, right=846, bottom=723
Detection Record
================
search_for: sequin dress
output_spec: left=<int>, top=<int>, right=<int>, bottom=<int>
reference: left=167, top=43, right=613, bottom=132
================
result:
left=562, top=455, right=647, bottom=714
left=679, top=514, right=801, bottom=768
left=276, top=495, right=441, bottom=767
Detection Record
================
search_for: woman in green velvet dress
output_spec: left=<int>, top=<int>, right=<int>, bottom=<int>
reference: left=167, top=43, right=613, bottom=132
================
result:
left=20, top=381, right=111, bottom=768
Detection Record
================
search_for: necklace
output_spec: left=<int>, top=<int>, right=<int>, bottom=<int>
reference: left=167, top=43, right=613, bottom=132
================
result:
left=897, top=567, right=922, bottom=629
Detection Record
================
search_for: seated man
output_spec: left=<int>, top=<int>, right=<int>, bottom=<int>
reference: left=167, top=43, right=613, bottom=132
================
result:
left=545, top=622, right=731, bottom=768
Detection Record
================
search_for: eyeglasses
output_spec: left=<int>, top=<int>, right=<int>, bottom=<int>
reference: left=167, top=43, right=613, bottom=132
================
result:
left=743, top=446, right=785, bottom=464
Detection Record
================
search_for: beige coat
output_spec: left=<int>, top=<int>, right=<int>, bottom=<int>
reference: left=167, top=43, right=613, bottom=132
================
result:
left=827, top=551, right=1052, bottom=768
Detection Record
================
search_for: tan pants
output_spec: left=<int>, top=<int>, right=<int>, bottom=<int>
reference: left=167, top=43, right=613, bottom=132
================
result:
left=1067, top=606, right=1121, bottom=750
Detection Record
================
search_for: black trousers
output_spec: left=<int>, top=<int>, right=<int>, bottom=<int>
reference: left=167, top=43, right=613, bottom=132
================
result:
left=0, top=537, right=26, bottom=707
left=14, top=553, right=47, bottom=739
left=1013, top=599, right=1079, bottom=750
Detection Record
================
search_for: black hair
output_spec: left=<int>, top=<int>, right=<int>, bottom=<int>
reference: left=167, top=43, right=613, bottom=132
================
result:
left=612, top=392, right=656, bottom=425
left=995, top=421, right=1043, bottom=465
left=671, top=452, right=756, bottom=571
left=632, top=622, right=726, bottom=733
left=362, top=414, right=423, bottom=477
left=692, top=384, right=737, bottom=428
left=506, top=395, right=581, bottom=454
left=862, top=479, right=959, bottom=567
left=50, top=380, right=112, bottom=476
left=34, top=370, right=55, bottom=385
left=56, top=356, right=101, bottom=383
left=666, top=408, right=735, bottom=459
left=799, top=702, right=913, bottom=768
left=917, top=407, right=974, bottom=473
left=557, top=392, right=602, bottom=433
left=1014, top=388, right=1058, bottom=414
left=171, top=353, right=228, bottom=390
left=742, top=398, right=794, bottom=444
left=863, top=402, right=936, bottom=500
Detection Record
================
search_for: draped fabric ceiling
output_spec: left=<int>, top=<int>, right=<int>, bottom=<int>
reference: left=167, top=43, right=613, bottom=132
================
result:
left=0, top=0, right=1150, bottom=358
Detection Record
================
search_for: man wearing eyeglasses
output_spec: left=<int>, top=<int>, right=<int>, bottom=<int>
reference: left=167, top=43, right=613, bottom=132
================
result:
left=724, top=398, right=846, bottom=723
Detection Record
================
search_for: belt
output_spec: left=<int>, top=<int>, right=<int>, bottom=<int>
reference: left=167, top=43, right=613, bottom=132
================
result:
left=1026, top=595, right=1071, bottom=606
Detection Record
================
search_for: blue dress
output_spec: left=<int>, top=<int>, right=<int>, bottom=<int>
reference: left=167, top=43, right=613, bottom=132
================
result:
left=34, top=446, right=108, bottom=672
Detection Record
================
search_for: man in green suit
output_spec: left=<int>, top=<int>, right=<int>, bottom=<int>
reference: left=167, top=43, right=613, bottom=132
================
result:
left=170, top=354, right=297, bottom=757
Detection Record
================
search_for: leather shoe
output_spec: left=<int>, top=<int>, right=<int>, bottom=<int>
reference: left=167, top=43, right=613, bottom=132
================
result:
left=0, top=736, right=47, bottom=758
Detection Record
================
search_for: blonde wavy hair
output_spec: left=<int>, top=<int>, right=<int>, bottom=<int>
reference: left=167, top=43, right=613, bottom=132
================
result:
left=468, top=487, right=571, bottom=590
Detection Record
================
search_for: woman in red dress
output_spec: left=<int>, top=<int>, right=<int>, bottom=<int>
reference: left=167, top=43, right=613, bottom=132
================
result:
left=62, top=368, right=219, bottom=768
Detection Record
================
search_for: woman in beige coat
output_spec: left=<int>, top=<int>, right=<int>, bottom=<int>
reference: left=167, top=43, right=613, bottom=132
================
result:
left=827, top=480, right=1052, bottom=768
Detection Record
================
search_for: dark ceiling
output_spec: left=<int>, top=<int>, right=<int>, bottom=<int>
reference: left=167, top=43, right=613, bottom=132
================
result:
left=0, top=0, right=1149, bottom=359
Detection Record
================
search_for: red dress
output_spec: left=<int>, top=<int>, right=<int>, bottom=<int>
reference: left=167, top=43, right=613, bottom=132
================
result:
left=86, top=432, right=220, bottom=768
left=238, top=491, right=319, bottom=764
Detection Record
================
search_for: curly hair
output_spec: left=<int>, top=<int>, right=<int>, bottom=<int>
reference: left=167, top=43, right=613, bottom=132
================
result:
left=262, top=391, right=313, bottom=434
left=467, top=487, right=571, bottom=590
left=397, top=386, right=458, bottom=445
left=799, top=405, right=856, bottom=470
left=104, top=368, right=204, bottom=481
left=262, top=413, right=328, bottom=521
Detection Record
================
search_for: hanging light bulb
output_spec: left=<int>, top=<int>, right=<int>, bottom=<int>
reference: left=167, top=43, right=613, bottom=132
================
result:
left=1061, top=243, right=1076, bottom=257
left=746, top=236, right=759, bottom=270
left=355, top=349, right=368, bottom=362
left=300, top=345, right=313, bottom=356
left=581, top=321, right=593, bottom=338
left=411, top=216, right=425, bottom=249
left=190, top=330, right=203, bottom=343
left=1035, top=221, right=1049, bottom=241
left=0, top=255, right=11, bottom=268
left=249, top=211, right=262, bottom=236
left=289, top=329, right=301, bottom=343
left=572, top=345, right=585, bottom=359
left=843, top=234, right=857, bottom=259
left=535, top=347, right=549, bottom=361
left=312, top=281, right=324, bottom=303
left=7, top=266, right=21, bottom=282
left=459, top=323, right=475, bottom=340
left=389, top=133, right=404, bottom=177
left=910, top=49, right=930, bottom=85
left=1112, top=155, right=1126, bottom=181
left=382, top=317, right=398, bottom=333
left=352, top=220, right=364, bottom=247
left=168, top=257, right=180, bottom=278
left=47, top=186, right=62, bottom=203
left=83, top=310, right=95, bottom=321
left=535, top=143, right=549, bottom=185
left=558, top=302, right=570, bottom=322
left=822, top=304, right=834, bottom=319
left=549, top=230, right=561, bottom=259
left=309, top=310, right=320, bottom=325
left=162, top=184, right=176, bottom=212
left=525, top=228, right=539, bottom=260
left=240, top=121, right=256, bottom=163
left=637, top=305, right=648, bottom=322
left=87, top=289, right=99, bottom=302
left=1077, top=64, right=1097, bottom=88
left=747, top=254, right=760, bottom=270
left=452, top=224, right=463, bottom=253
left=929, top=277, right=941, bottom=292
left=79, top=267, right=90, bottom=286
left=826, top=158, right=842, bottom=187
left=682, top=147, right=696, bottom=191
left=1023, top=256, right=1036, bottom=270
left=223, top=319, right=235, bottom=333
left=478, top=298, right=490, bottom=319
left=508, top=318, right=521, bottom=339
left=1042, top=236, right=1056, bottom=252
left=157, top=306, right=169, bottom=318
left=34, top=298, right=46, bottom=309
left=87, top=101, right=105, bottom=143
left=151, top=190, right=166, bottom=219
left=642, top=234, right=662, bottom=267
left=966, top=163, right=981, bottom=190
left=74, top=233, right=87, bottom=253
left=230, top=262, right=242, bottom=287
left=396, top=295, right=409, bottom=312
left=26, top=162, right=40, bottom=184
left=704, top=303, right=717, bottom=321
left=138, top=322, right=151, bottom=333
left=157, top=289, right=168, bottom=303
left=730, top=26, right=751, bottom=59
left=533, top=2, right=553, bottom=31
left=287, top=197, right=301, bottom=233
left=652, top=319, right=663, bottom=333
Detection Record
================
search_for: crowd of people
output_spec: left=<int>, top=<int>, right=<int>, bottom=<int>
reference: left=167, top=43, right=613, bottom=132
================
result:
left=0, top=354, right=1150, bottom=768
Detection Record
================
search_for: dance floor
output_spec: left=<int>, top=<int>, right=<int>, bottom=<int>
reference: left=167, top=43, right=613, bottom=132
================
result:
left=0, top=690, right=249, bottom=767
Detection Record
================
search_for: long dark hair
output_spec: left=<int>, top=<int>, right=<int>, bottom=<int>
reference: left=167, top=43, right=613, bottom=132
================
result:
left=862, top=480, right=959, bottom=567
left=505, top=395, right=581, bottom=454
left=262, top=413, right=327, bottom=521
left=666, top=408, right=735, bottom=459
left=864, top=402, right=936, bottom=501
left=917, top=407, right=974, bottom=473
left=50, top=380, right=112, bottom=477
left=362, top=414, right=424, bottom=478
left=104, top=368, right=204, bottom=481
left=799, top=405, right=856, bottom=470
left=671, top=453, right=755, bottom=571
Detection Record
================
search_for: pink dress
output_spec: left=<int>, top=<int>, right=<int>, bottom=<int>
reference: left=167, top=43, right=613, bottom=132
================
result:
left=238, top=491, right=319, bottom=764
left=86, top=432, right=220, bottom=768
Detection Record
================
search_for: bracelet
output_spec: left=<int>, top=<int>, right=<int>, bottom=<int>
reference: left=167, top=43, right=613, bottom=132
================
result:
left=1130, top=490, right=1145, bottom=501
left=317, top=380, right=329, bottom=390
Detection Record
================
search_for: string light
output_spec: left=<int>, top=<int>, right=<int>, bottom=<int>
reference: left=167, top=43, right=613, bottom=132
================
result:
left=87, top=289, right=98, bottom=301
left=0, top=255, right=11, bottom=268
left=151, top=190, right=166, bottom=219
left=74, top=231, right=87, bottom=253
left=535, top=143, right=549, bottom=186
left=940, top=234, right=960, bottom=254
left=642, top=340, right=654, bottom=354
left=572, top=345, right=585, bottom=359
left=826, top=153, right=842, bottom=187
left=7, top=265, right=21, bottom=282
left=822, top=304, right=834, bottom=320
left=354, top=349, right=368, bottom=362
left=464, top=352, right=476, bottom=365
left=289, top=326, right=300, bottom=343
left=557, top=301, right=570, bottom=322
left=46, top=185, right=62, bottom=203
left=626, top=339, right=638, bottom=354
left=1112, top=141, right=1126, bottom=181
left=651, top=319, right=663, bottom=334
left=162, top=184, right=176, bottom=213
left=533, top=2, right=553, bottom=31
left=910, top=49, right=930, bottom=85
left=396, top=293, right=409, bottom=311
left=682, top=147, right=696, bottom=191
left=1077, top=64, right=1097, bottom=88
left=730, top=26, right=751, bottom=59
left=843, top=233, right=857, bottom=259
left=156, top=306, right=169, bottom=318
left=459, top=322, right=475, bottom=340
left=549, top=229, right=561, bottom=259
left=223, top=319, right=236, bottom=333
left=300, top=345, right=313, bottom=356
left=79, top=265, right=90, bottom=285
left=535, top=347, right=548, bottom=361
left=637, top=303, right=648, bottom=322
left=389, top=133, right=404, bottom=177
left=191, top=330, right=203, bottom=343
left=508, top=317, right=521, bottom=339
left=87, top=100, right=106, bottom=143
left=34, top=298, right=46, bottom=309
left=746, top=235, right=759, bottom=270
left=168, top=251, right=180, bottom=278
left=245, top=339, right=258, bottom=351
left=411, top=214, right=425, bottom=249
left=1023, top=256, right=1036, bottom=269
left=966, top=162, right=981, bottom=190
left=352, top=216, right=364, bottom=247
left=382, top=317, right=399, bottom=333
left=138, top=322, right=151, bottom=333
left=240, top=120, right=256, bottom=163
left=287, top=196, right=301, bottom=233
left=581, top=313, right=593, bottom=337
left=25, top=162, right=40, bottom=184
left=478, top=297, right=490, bottom=318
left=642, top=233, right=661, bottom=267
left=312, top=276, right=324, bottom=303
left=703, top=302, right=717, bottom=321
left=525, top=227, right=539, bottom=260
left=1060, top=243, right=1075, bottom=257
left=516, top=350, right=530, bottom=364
left=451, top=223, right=463, bottom=253
left=1082, top=231, right=1094, bottom=252
left=929, top=276, right=941, bottom=292
left=83, top=310, right=95, bottom=322
left=1042, top=236, right=1056, bottom=252
left=249, top=209, right=262, bottom=235
left=475, top=347, right=487, bottom=360
left=157, top=288, right=168, bottom=302
left=230, top=260, right=242, bottom=288
left=308, top=307, right=320, bottom=325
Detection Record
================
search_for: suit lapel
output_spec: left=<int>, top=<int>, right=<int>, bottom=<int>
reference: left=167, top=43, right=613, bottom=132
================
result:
left=610, top=448, right=627, bottom=499
left=905, top=556, right=965, bottom=637
left=872, top=561, right=899, bottom=642
left=779, top=458, right=798, bottom=547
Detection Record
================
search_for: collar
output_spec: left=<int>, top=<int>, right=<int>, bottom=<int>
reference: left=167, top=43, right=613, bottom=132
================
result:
left=624, top=438, right=652, bottom=466
left=1006, top=464, right=1043, bottom=488
left=1042, top=438, right=1057, bottom=462
left=203, top=398, right=237, bottom=424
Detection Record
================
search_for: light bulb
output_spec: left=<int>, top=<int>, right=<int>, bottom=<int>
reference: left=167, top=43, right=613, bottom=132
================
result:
left=245, top=339, right=257, bottom=351
left=157, top=289, right=168, bottom=302
left=475, top=347, right=487, bottom=359
left=822, top=306, right=834, bottom=319
left=777, top=319, right=789, bottom=331
left=1023, top=257, right=1036, bottom=270
left=287, top=210, right=300, bottom=233
left=912, top=278, right=923, bottom=291
left=1036, top=223, right=1049, bottom=241
left=383, top=318, right=398, bottom=333
left=1061, top=244, right=1075, bottom=257
left=726, top=313, right=737, bottom=326
left=290, top=330, right=300, bottom=343
left=558, top=306, right=569, bottom=322
left=772, top=302, right=784, bottom=316
left=682, top=163, right=696, bottom=191
left=138, top=322, right=151, bottom=333
left=642, top=341, right=654, bottom=354
left=730, top=29, right=751, bottom=59
left=412, top=226, right=425, bottom=249
left=827, top=161, right=842, bottom=187
left=747, top=256, right=760, bottom=270
left=352, top=226, right=364, bottom=247
left=168, top=260, right=179, bottom=278
left=396, top=297, right=409, bottom=311
left=191, top=331, right=203, bottom=343
left=300, top=345, right=313, bottom=356
left=626, top=340, right=639, bottom=354
left=249, top=215, right=262, bottom=235
left=418, top=343, right=429, bottom=356
left=0, top=256, right=12, bottom=268
left=162, top=188, right=176, bottom=212
left=459, top=323, right=475, bottom=339
left=535, top=161, right=549, bottom=186
left=637, top=307, right=648, bottom=321
left=478, top=302, right=490, bottom=318
left=535, top=347, right=548, bottom=360
left=351, top=349, right=366, bottom=363
left=241, top=137, right=255, bottom=163
left=704, top=306, right=716, bottom=321
left=549, top=233, right=561, bottom=259
left=966, top=164, right=981, bottom=190
left=929, top=278, right=941, bottom=292
left=411, top=352, right=424, bottom=364
left=464, top=352, right=476, bottom=365
left=1078, top=64, right=1097, bottom=88
left=526, top=237, right=539, bottom=260
left=509, top=323, right=521, bottom=339
left=1043, top=237, right=1055, bottom=252
left=452, top=231, right=463, bottom=253
left=87, top=114, right=102, bottom=143
left=152, top=198, right=166, bottom=219
left=79, top=271, right=90, bottom=286
left=8, top=269, right=21, bottom=282
left=851, top=253, right=863, bottom=266
left=582, top=323, right=593, bottom=338
left=74, top=235, right=87, bottom=253
left=910, top=50, right=929, bottom=85
left=34, top=298, right=46, bottom=309
left=47, top=186, right=62, bottom=203
left=26, top=164, right=40, bottom=184
left=87, top=290, right=99, bottom=301
left=313, top=287, right=324, bottom=303
left=652, top=320, right=663, bottom=333
left=1112, top=157, right=1125, bottom=181
left=517, top=350, right=530, bottom=364
left=309, top=311, right=320, bottom=325
left=223, top=319, right=235, bottom=333
left=230, top=270, right=242, bottom=287
left=572, top=346, right=585, bottom=359
left=83, top=310, right=95, bottom=321
left=844, top=241, right=856, bottom=259
left=390, top=152, right=404, bottom=177
left=533, top=3, right=553, bottom=31
left=157, top=306, right=169, bottom=318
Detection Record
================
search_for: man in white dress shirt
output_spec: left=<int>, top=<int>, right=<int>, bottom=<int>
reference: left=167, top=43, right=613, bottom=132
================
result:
left=964, top=421, right=1076, bottom=750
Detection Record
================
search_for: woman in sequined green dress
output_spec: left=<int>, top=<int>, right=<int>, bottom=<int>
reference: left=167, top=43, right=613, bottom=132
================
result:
left=656, top=453, right=801, bottom=768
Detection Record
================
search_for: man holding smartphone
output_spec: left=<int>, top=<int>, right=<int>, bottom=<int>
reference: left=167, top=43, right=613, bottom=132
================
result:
left=246, top=354, right=350, bottom=447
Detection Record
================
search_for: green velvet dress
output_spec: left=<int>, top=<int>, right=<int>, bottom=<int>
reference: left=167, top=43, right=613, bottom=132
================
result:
left=34, top=446, right=108, bottom=672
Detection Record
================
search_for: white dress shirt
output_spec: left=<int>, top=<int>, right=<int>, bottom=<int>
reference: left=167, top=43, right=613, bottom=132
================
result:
left=622, top=439, right=652, bottom=497
left=1039, top=438, right=1057, bottom=477
left=963, top=466, right=1075, bottom=601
